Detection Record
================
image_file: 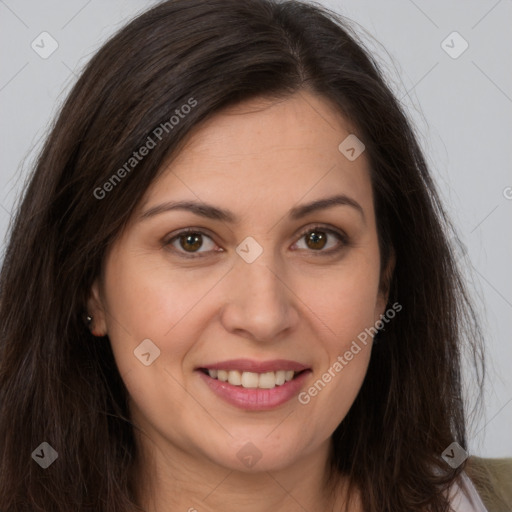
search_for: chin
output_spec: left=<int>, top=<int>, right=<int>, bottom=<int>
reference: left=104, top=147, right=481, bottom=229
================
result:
left=200, top=435, right=311, bottom=473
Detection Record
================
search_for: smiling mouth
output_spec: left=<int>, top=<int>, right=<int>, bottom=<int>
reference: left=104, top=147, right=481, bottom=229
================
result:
left=199, top=368, right=307, bottom=389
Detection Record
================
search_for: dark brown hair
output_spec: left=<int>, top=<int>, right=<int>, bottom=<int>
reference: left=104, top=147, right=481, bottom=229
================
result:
left=0, top=0, right=484, bottom=510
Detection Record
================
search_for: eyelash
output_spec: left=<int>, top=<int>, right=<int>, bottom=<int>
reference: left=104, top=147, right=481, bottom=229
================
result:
left=163, top=224, right=349, bottom=259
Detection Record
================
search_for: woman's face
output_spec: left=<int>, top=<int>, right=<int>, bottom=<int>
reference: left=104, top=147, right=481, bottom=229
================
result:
left=89, top=91, right=391, bottom=475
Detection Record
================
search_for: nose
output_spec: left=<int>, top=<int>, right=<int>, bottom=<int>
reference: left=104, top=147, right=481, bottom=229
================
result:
left=219, top=251, right=300, bottom=344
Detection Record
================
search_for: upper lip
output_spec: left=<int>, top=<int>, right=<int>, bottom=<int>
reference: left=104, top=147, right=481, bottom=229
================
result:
left=197, top=359, right=310, bottom=373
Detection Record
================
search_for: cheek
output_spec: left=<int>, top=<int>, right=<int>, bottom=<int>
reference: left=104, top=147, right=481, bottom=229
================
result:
left=294, top=250, right=380, bottom=420
left=299, top=254, right=381, bottom=346
left=101, top=257, right=178, bottom=370
left=105, top=251, right=224, bottom=325
left=101, top=249, right=231, bottom=379
left=297, top=336, right=372, bottom=443
left=297, top=275, right=376, bottom=437
left=101, top=256, right=212, bottom=426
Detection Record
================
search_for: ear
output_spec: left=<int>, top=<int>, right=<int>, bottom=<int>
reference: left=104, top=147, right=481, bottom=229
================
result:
left=375, top=246, right=396, bottom=320
left=86, top=277, right=108, bottom=336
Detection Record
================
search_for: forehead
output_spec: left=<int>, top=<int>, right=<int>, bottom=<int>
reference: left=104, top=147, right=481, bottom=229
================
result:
left=140, top=91, right=374, bottom=221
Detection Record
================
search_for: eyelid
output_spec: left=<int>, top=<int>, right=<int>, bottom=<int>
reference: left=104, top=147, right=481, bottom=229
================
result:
left=162, top=227, right=220, bottom=259
left=292, top=224, right=349, bottom=254
left=163, top=223, right=349, bottom=258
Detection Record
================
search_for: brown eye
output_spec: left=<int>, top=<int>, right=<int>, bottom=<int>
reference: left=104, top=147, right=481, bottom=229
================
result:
left=294, top=225, right=348, bottom=254
left=165, top=229, right=217, bottom=257
left=179, top=232, right=203, bottom=252
left=305, top=230, right=327, bottom=250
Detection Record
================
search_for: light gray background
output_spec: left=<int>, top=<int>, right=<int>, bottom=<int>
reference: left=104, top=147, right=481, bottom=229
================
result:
left=1, top=1, right=511, bottom=458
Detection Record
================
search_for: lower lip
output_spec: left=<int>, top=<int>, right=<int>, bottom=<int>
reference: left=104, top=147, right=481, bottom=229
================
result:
left=197, top=370, right=311, bottom=411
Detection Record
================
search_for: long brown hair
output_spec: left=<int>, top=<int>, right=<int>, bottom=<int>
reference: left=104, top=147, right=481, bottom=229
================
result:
left=0, top=1, right=485, bottom=510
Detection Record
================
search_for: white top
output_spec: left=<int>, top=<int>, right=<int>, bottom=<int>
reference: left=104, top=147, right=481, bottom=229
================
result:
left=448, top=471, right=489, bottom=512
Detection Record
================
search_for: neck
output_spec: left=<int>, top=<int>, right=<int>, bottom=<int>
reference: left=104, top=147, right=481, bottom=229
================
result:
left=131, top=433, right=358, bottom=512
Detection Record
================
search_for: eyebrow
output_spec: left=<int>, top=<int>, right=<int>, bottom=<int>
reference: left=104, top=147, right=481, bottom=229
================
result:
left=139, top=194, right=365, bottom=224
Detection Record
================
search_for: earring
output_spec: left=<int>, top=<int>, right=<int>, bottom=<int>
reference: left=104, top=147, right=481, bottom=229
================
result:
left=85, top=313, right=103, bottom=337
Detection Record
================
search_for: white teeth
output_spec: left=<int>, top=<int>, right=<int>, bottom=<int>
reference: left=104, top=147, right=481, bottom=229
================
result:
left=258, top=371, right=276, bottom=389
left=275, top=370, right=286, bottom=386
left=206, top=369, right=300, bottom=389
left=217, top=370, right=228, bottom=382
left=227, top=370, right=242, bottom=386
left=241, top=371, right=259, bottom=388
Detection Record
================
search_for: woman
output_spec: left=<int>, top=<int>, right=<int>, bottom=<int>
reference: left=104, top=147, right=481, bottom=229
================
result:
left=0, top=0, right=494, bottom=510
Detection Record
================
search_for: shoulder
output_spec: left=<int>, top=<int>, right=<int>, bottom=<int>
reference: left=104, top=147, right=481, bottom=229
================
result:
left=457, top=456, right=512, bottom=512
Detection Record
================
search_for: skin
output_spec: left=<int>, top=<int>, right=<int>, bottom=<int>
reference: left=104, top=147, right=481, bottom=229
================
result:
left=88, top=91, right=394, bottom=512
